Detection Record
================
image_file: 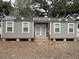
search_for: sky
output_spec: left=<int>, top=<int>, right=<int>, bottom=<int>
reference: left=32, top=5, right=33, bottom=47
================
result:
left=3, top=0, right=15, bottom=7
left=3, top=0, right=15, bottom=3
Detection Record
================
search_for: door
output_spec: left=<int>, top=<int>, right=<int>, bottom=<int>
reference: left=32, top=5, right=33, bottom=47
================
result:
left=41, top=25, right=46, bottom=36
left=35, top=24, right=46, bottom=37
left=35, top=25, right=40, bottom=37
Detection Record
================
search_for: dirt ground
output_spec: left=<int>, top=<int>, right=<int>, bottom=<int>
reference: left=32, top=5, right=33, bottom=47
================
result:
left=0, top=41, right=79, bottom=59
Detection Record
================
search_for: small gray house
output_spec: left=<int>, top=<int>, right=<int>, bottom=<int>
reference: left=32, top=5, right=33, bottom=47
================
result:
left=0, top=16, right=79, bottom=41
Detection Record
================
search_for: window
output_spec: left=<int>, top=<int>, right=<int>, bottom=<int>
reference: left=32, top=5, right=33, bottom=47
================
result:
left=22, top=22, right=29, bottom=33
left=54, top=23, right=61, bottom=33
left=68, top=23, right=74, bottom=34
left=6, top=21, right=14, bottom=33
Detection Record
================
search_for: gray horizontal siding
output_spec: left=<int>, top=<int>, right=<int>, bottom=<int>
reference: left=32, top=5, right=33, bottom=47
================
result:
left=2, top=21, right=34, bottom=39
left=2, top=20, right=78, bottom=39
left=50, top=22, right=77, bottom=38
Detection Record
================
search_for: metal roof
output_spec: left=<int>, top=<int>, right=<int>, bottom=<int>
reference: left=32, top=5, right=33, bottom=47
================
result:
left=3, top=16, right=16, bottom=21
left=2, top=16, right=77, bottom=22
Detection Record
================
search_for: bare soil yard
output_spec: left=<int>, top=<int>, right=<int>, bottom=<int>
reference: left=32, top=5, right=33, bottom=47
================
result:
left=0, top=41, right=79, bottom=59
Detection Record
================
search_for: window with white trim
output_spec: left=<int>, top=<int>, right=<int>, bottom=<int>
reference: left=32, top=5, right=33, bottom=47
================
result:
left=54, top=23, right=61, bottom=33
left=6, top=21, right=14, bottom=33
left=68, top=23, right=74, bottom=34
left=22, top=22, right=29, bottom=33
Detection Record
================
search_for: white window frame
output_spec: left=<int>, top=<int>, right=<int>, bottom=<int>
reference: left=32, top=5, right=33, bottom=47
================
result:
left=22, top=22, right=30, bottom=33
left=6, top=21, right=14, bottom=33
left=54, top=23, right=61, bottom=34
left=68, top=23, right=74, bottom=34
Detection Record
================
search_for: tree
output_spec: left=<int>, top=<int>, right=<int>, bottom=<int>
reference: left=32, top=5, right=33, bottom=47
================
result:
left=0, top=0, right=13, bottom=15
left=49, top=0, right=67, bottom=17
left=49, top=0, right=79, bottom=17
left=73, top=0, right=79, bottom=13
left=14, top=0, right=33, bottom=16
left=14, top=0, right=79, bottom=17
left=2, top=1, right=13, bottom=15
left=19, top=7, right=33, bottom=16
left=0, top=0, right=3, bottom=12
left=32, top=0, right=51, bottom=17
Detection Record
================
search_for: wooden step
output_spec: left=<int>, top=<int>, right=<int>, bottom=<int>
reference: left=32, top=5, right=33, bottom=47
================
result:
left=35, top=41, right=49, bottom=45
left=35, top=37, right=48, bottom=42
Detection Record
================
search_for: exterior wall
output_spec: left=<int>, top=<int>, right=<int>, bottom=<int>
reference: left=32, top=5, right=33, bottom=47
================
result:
left=1, top=20, right=78, bottom=39
left=50, top=22, right=77, bottom=39
left=0, top=28, right=2, bottom=34
left=0, top=22, right=2, bottom=35
left=77, top=21, right=79, bottom=38
left=2, top=21, right=34, bottom=39
left=0, top=20, right=2, bottom=39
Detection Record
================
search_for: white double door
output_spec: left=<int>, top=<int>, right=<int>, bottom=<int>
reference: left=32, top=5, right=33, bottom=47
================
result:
left=35, top=24, right=46, bottom=37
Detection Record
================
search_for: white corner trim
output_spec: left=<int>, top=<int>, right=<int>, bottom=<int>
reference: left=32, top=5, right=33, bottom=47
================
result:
left=6, top=21, right=14, bottom=33
left=12, top=21, right=14, bottom=33
left=68, top=23, right=74, bottom=34
left=6, top=21, right=7, bottom=33
left=22, top=22, right=30, bottom=33
left=54, top=23, right=61, bottom=34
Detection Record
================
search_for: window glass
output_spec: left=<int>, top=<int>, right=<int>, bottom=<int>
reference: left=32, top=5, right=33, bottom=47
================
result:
left=22, top=22, right=29, bottom=33
left=54, top=23, right=61, bottom=33
left=6, top=21, right=13, bottom=32
left=68, top=23, right=74, bottom=33
left=7, top=27, right=12, bottom=32
left=55, top=24, right=60, bottom=28
left=24, top=28, right=28, bottom=32
left=69, top=28, right=73, bottom=32
left=55, top=28, right=59, bottom=32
